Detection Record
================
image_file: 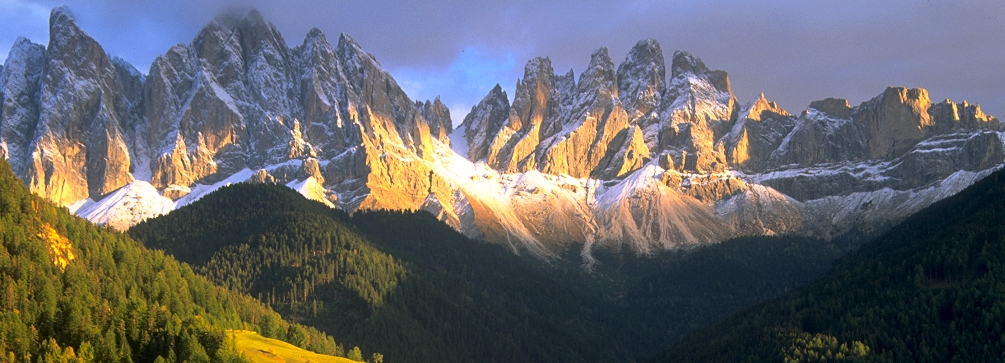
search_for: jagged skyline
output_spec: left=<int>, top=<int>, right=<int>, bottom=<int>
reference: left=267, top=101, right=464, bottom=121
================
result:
left=0, top=0, right=1002, bottom=122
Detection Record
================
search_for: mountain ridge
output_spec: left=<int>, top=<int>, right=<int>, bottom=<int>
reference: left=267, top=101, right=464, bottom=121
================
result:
left=1, top=6, right=1001, bottom=257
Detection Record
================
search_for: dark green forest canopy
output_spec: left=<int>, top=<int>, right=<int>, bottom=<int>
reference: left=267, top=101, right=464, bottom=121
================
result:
left=0, top=160, right=346, bottom=363
left=655, top=168, right=1005, bottom=363
left=129, top=182, right=848, bottom=363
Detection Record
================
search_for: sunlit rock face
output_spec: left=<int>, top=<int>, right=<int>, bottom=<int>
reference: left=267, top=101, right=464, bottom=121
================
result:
left=3, top=7, right=1004, bottom=258
left=4, top=8, right=142, bottom=206
left=722, top=93, right=794, bottom=171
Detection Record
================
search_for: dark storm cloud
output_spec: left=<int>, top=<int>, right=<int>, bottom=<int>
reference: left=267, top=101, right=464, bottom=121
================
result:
left=1, top=0, right=1002, bottom=120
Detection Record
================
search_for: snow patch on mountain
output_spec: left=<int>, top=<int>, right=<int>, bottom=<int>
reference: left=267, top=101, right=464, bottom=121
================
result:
left=74, top=181, right=175, bottom=231
left=287, top=177, right=335, bottom=208
left=175, top=168, right=256, bottom=208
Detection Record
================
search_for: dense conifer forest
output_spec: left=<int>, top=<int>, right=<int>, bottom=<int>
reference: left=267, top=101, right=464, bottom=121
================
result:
left=654, top=168, right=1005, bottom=362
left=0, top=160, right=350, bottom=363
left=129, top=182, right=849, bottom=362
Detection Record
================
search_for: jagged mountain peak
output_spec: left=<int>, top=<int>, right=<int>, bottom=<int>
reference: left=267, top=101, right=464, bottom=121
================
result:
left=453, top=82, right=511, bottom=161
left=741, top=93, right=789, bottom=121
left=617, top=38, right=666, bottom=118
left=305, top=27, right=327, bottom=43
left=577, top=47, right=617, bottom=96
left=421, top=96, right=453, bottom=141
left=234, top=9, right=289, bottom=56
left=520, top=56, right=556, bottom=87
left=621, top=38, right=665, bottom=79
left=670, top=50, right=708, bottom=77
left=488, top=83, right=507, bottom=98
left=808, top=97, right=851, bottom=119
left=48, top=6, right=77, bottom=28
left=240, top=8, right=268, bottom=26
left=335, top=32, right=389, bottom=87
left=47, top=5, right=94, bottom=53
left=670, top=50, right=732, bottom=95
left=10, top=36, right=39, bottom=50
left=336, top=32, right=370, bottom=60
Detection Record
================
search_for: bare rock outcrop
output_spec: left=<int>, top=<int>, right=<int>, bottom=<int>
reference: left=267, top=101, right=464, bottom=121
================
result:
left=455, top=84, right=510, bottom=161
left=594, top=125, right=651, bottom=179
left=537, top=47, right=631, bottom=178
left=485, top=57, right=568, bottom=173
left=722, top=93, right=794, bottom=171
left=0, top=37, right=46, bottom=178
left=24, top=8, right=140, bottom=205
left=763, top=108, right=868, bottom=169
left=420, top=97, right=452, bottom=143
left=852, top=87, right=934, bottom=160
left=617, top=39, right=665, bottom=123
left=654, top=51, right=737, bottom=173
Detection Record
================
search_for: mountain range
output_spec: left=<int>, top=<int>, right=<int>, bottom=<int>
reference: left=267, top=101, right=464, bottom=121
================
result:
left=1, top=7, right=1001, bottom=257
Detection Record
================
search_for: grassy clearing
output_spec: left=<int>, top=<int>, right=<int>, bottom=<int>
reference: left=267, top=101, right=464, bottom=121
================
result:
left=228, top=330, right=360, bottom=363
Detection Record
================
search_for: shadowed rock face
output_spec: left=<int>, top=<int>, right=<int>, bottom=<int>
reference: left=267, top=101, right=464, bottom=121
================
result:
left=3, top=7, right=1003, bottom=257
left=618, top=39, right=665, bottom=123
left=455, top=84, right=510, bottom=162
left=1, top=37, right=46, bottom=178
left=809, top=98, right=852, bottom=119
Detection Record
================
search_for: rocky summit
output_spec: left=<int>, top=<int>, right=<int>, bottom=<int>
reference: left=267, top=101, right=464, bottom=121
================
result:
left=2, top=8, right=1002, bottom=258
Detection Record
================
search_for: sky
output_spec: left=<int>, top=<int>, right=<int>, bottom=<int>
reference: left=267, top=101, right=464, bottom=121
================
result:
left=1, top=0, right=1003, bottom=123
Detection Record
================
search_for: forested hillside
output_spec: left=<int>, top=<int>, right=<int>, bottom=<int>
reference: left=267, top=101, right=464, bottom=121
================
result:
left=654, top=168, right=1005, bottom=362
left=130, top=182, right=849, bottom=362
left=0, top=159, right=350, bottom=363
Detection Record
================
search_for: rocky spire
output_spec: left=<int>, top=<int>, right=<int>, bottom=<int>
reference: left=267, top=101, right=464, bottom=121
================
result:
left=485, top=56, right=561, bottom=173
left=617, top=38, right=665, bottom=120
left=421, top=97, right=452, bottom=142
left=723, top=93, right=794, bottom=171
left=538, top=47, right=631, bottom=178
left=671, top=50, right=732, bottom=96
left=456, top=84, right=510, bottom=161
left=25, top=6, right=139, bottom=204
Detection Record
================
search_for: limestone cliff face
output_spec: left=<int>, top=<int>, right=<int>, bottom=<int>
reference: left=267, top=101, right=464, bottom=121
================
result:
left=538, top=47, right=631, bottom=178
left=595, top=125, right=650, bottom=178
left=655, top=51, right=737, bottom=173
left=13, top=8, right=141, bottom=205
left=485, top=57, right=568, bottom=173
left=853, top=87, right=934, bottom=160
left=763, top=107, right=867, bottom=169
left=722, top=93, right=794, bottom=171
left=930, top=99, right=1000, bottom=134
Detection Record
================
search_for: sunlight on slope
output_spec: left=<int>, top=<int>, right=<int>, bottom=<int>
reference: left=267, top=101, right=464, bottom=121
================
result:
left=228, top=330, right=361, bottom=363
left=39, top=223, right=74, bottom=271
